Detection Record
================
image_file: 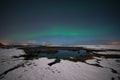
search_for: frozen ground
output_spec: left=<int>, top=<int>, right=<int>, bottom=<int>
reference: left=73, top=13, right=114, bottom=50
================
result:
left=74, top=45, right=120, bottom=50
left=0, top=45, right=120, bottom=80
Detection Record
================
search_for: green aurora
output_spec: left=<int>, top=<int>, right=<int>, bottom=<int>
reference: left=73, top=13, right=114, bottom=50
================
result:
left=6, top=26, right=113, bottom=40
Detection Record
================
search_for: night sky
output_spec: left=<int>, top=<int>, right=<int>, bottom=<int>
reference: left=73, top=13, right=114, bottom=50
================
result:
left=0, top=0, right=120, bottom=45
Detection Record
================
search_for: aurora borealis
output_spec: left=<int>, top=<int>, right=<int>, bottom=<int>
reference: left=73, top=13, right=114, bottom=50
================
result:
left=6, top=25, right=114, bottom=39
left=0, top=0, right=120, bottom=45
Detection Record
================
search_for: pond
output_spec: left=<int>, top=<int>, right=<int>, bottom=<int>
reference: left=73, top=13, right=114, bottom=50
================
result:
left=39, top=50, right=87, bottom=58
left=22, top=49, right=88, bottom=66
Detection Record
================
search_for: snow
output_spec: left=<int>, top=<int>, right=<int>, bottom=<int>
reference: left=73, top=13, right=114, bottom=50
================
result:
left=97, top=51, right=120, bottom=55
left=0, top=45, right=120, bottom=80
left=74, top=45, right=120, bottom=50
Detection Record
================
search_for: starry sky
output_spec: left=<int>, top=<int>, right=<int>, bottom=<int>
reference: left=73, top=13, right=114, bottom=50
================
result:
left=0, top=0, right=120, bottom=45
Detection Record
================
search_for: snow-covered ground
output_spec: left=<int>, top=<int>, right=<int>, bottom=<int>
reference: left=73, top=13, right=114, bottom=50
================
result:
left=0, top=45, right=120, bottom=80
left=97, top=51, right=120, bottom=55
left=74, top=45, right=120, bottom=50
